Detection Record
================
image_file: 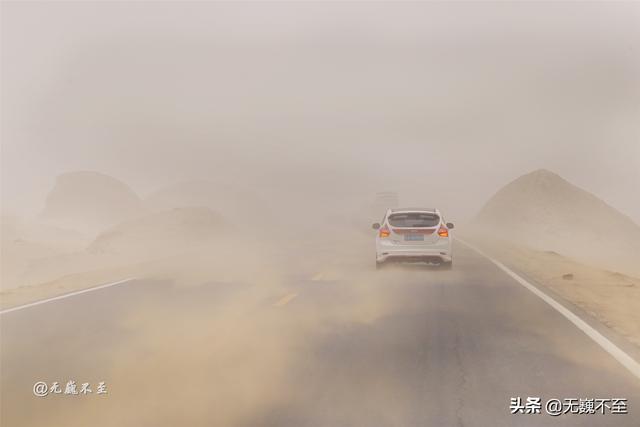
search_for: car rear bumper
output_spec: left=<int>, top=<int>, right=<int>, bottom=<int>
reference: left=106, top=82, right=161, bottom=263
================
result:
left=376, top=245, right=452, bottom=263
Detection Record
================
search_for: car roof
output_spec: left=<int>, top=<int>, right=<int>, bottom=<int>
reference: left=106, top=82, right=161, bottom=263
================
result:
left=388, top=208, right=440, bottom=214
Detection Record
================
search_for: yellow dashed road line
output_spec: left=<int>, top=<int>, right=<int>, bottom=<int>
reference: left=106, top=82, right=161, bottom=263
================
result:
left=273, top=292, right=298, bottom=307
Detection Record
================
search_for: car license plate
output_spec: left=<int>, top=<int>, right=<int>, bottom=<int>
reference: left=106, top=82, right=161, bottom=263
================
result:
left=405, top=234, right=424, bottom=241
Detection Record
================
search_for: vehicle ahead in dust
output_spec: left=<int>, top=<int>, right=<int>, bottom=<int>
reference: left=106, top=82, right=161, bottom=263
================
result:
left=372, top=208, right=454, bottom=269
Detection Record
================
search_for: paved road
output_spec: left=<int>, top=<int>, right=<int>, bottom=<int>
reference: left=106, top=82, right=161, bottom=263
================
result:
left=2, top=243, right=639, bottom=426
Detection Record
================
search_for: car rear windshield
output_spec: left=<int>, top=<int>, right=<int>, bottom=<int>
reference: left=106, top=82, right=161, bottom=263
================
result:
left=388, top=213, right=440, bottom=227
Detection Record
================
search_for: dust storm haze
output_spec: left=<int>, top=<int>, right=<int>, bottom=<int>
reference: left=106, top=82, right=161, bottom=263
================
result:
left=2, top=1, right=640, bottom=223
left=2, top=2, right=640, bottom=427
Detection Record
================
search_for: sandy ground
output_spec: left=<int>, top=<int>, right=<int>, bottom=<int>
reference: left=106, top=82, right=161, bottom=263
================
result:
left=0, top=217, right=369, bottom=310
left=0, top=239, right=281, bottom=310
left=1, top=208, right=241, bottom=308
left=4, top=236, right=640, bottom=427
left=6, top=219, right=640, bottom=360
left=463, top=235, right=640, bottom=348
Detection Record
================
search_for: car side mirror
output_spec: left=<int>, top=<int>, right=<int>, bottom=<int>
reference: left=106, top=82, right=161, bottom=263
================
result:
left=372, top=223, right=381, bottom=230
left=446, top=222, right=455, bottom=229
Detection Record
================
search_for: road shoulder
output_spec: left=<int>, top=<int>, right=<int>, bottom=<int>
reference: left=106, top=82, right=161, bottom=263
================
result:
left=456, top=235, right=640, bottom=369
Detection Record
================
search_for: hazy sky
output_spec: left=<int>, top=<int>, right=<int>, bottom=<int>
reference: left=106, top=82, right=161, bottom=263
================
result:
left=2, top=1, right=639, bottom=222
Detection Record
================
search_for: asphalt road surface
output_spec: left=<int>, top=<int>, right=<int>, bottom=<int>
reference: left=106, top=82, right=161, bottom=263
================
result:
left=2, top=243, right=639, bottom=426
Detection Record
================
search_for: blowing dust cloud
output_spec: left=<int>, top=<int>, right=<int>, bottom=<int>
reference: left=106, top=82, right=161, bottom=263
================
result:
left=2, top=2, right=640, bottom=427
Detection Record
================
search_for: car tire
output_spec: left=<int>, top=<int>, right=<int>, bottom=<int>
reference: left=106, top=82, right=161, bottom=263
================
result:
left=441, top=261, right=453, bottom=270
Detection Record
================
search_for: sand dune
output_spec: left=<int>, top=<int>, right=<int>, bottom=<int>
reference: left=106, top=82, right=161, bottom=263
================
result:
left=472, top=169, right=640, bottom=276
left=2, top=172, right=151, bottom=290
left=40, top=171, right=146, bottom=235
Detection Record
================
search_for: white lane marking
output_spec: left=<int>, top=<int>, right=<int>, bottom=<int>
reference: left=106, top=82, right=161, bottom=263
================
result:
left=456, top=238, right=640, bottom=381
left=0, top=278, right=136, bottom=315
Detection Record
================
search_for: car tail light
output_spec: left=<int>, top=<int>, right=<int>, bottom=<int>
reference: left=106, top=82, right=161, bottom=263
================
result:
left=379, top=226, right=390, bottom=238
left=438, top=226, right=449, bottom=237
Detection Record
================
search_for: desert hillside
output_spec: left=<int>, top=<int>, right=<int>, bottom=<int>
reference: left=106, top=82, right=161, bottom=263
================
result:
left=40, top=171, right=145, bottom=234
left=472, top=169, right=640, bottom=276
left=88, top=207, right=228, bottom=258
left=2, top=206, right=241, bottom=291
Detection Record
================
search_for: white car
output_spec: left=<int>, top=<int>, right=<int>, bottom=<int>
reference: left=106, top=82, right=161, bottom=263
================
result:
left=372, top=208, right=454, bottom=269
